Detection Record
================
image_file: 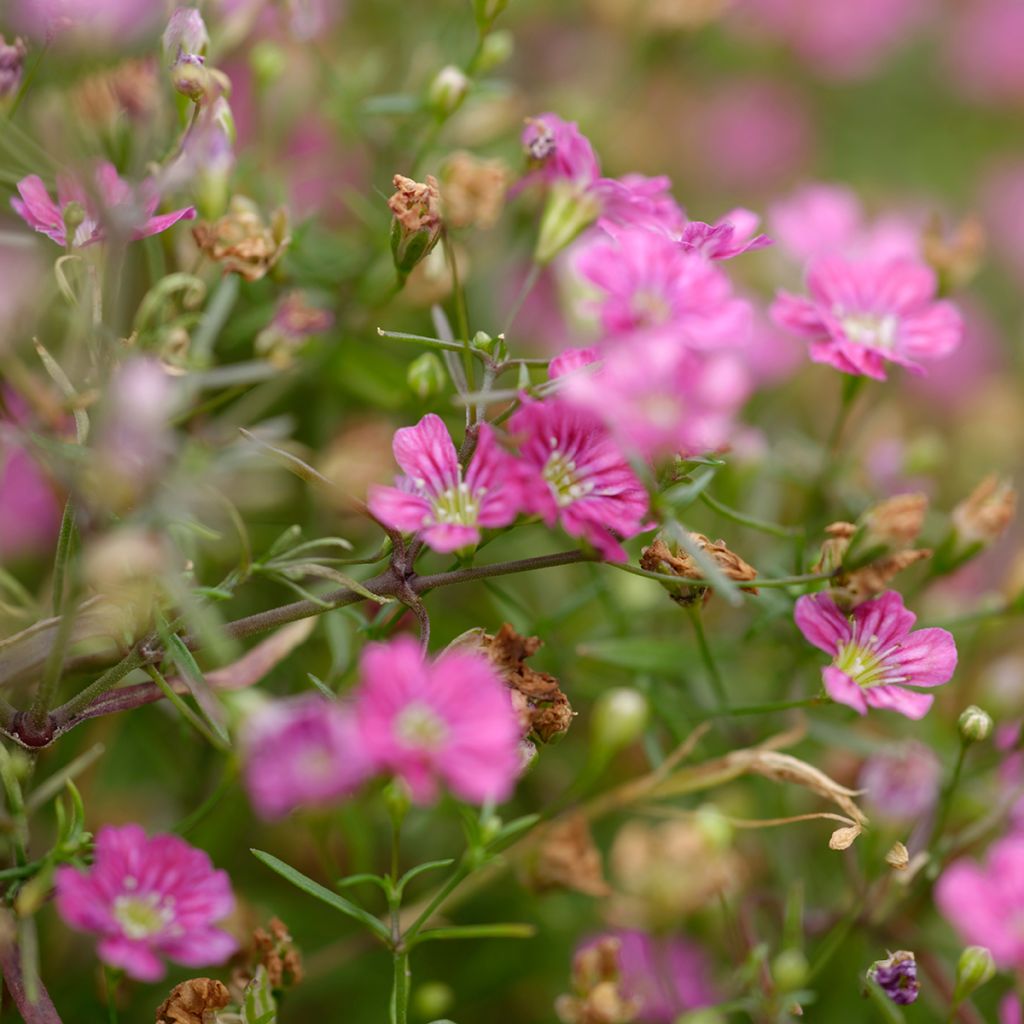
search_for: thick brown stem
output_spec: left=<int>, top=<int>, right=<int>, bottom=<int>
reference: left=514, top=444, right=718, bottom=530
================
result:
left=0, top=943, right=63, bottom=1024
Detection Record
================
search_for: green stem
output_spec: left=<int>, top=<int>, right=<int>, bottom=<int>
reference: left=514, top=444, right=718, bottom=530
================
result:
left=50, top=499, right=76, bottom=617
left=442, top=231, right=473, bottom=389
left=687, top=606, right=729, bottom=711
left=698, top=491, right=800, bottom=540
left=104, top=966, right=120, bottom=1024
left=931, top=741, right=968, bottom=846
left=403, top=862, right=471, bottom=942
left=502, top=261, right=542, bottom=335
left=173, top=760, right=238, bottom=836
left=390, top=950, right=410, bottom=1024
left=144, top=666, right=229, bottom=751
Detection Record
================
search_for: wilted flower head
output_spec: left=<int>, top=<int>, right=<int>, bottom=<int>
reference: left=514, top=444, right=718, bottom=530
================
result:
left=242, top=695, right=371, bottom=820
left=440, top=151, right=509, bottom=230
left=641, top=533, right=758, bottom=606
left=794, top=590, right=957, bottom=719
left=858, top=740, right=941, bottom=822
left=192, top=196, right=289, bottom=281
left=255, top=291, right=334, bottom=367
left=508, top=397, right=649, bottom=562
left=388, top=174, right=443, bottom=279
left=953, top=475, right=1017, bottom=547
left=368, top=414, right=520, bottom=553
left=354, top=636, right=522, bottom=804
left=937, top=837, right=1024, bottom=970
left=531, top=814, right=610, bottom=897
left=771, top=255, right=963, bottom=380
left=155, top=978, right=231, bottom=1024
left=867, top=950, right=919, bottom=1005
left=0, top=35, right=27, bottom=99
left=71, top=59, right=161, bottom=128
left=11, top=163, right=195, bottom=248
left=55, top=825, right=236, bottom=982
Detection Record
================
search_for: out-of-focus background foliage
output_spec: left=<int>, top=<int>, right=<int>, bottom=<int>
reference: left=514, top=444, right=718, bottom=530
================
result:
left=2, top=0, right=1023, bottom=1020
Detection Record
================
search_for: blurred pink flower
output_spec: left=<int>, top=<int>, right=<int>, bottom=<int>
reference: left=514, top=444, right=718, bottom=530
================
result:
left=594, top=174, right=686, bottom=235
left=509, top=397, right=650, bottom=561
left=692, top=79, right=813, bottom=191
left=549, top=346, right=600, bottom=380
left=0, top=35, right=27, bottom=98
left=936, top=836, right=1024, bottom=969
left=561, top=334, right=747, bottom=460
left=9, top=0, right=160, bottom=44
left=677, top=208, right=772, bottom=261
left=1002, top=994, right=1022, bottom=1024
left=243, top=695, right=371, bottom=819
left=794, top=590, right=957, bottom=718
left=12, top=164, right=195, bottom=248
left=522, top=113, right=601, bottom=185
left=355, top=636, right=521, bottom=805
left=858, top=740, right=942, bottom=822
left=368, top=414, right=520, bottom=553
left=945, top=0, right=1024, bottom=104
left=981, top=160, right=1024, bottom=281
left=0, top=435, right=61, bottom=563
left=771, top=256, right=962, bottom=379
left=574, top=227, right=751, bottom=349
left=580, top=930, right=717, bottom=1023
left=732, top=0, right=933, bottom=79
left=55, top=825, right=236, bottom=982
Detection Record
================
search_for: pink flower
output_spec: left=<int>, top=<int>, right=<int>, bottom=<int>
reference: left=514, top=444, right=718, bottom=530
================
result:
left=368, top=414, right=520, bottom=553
left=594, top=174, right=686, bottom=235
left=945, top=0, right=1024, bottom=105
left=560, top=334, right=747, bottom=460
left=55, top=825, right=236, bottom=982
left=575, top=228, right=751, bottom=350
left=794, top=590, right=957, bottom=719
left=242, top=695, right=372, bottom=820
left=677, top=208, right=772, bottom=261
left=0, top=435, right=62, bottom=563
left=507, top=398, right=649, bottom=561
left=522, top=113, right=601, bottom=185
left=549, top=346, right=600, bottom=380
left=857, top=741, right=941, bottom=822
left=771, top=256, right=963, bottom=379
left=1001, top=994, right=1022, bottom=1024
left=936, top=836, right=1024, bottom=970
left=11, top=163, right=195, bottom=248
left=354, top=636, right=521, bottom=804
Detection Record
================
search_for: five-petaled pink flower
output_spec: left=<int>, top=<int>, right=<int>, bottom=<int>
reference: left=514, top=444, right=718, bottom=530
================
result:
left=794, top=590, right=956, bottom=719
left=55, top=824, right=236, bottom=982
left=522, top=113, right=601, bottom=185
left=11, top=163, right=195, bottom=248
left=771, top=255, right=962, bottom=379
left=368, top=414, right=520, bottom=553
left=508, top=397, right=649, bottom=561
left=242, top=695, right=372, bottom=820
left=355, top=636, right=521, bottom=804
left=677, top=208, right=772, bottom=261
left=575, top=227, right=751, bottom=349
left=936, top=836, right=1024, bottom=971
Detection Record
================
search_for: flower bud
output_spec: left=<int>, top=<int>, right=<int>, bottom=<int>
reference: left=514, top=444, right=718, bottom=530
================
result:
left=867, top=950, right=919, bottom=1005
left=170, top=52, right=210, bottom=101
left=590, top=688, right=648, bottom=756
left=250, top=40, right=287, bottom=88
left=162, top=7, right=209, bottom=61
left=388, top=174, right=443, bottom=282
left=427, top=65, right=470, bottom=118
left=953, top=946, right=996, bottom=1004
left=535, top=181, right=601, bottom=264
left=382, top=778, right=411, bottom=826
left=413, top=982, right=455, bottom=1021
left=772, top=949, right=808, bottom=993
left=0, top=35, right=28, bottom=101
left=476, top=29, right=514, bottom=73
left=407, top=352, right=446, bottom=399
left=62, top=201, right=86, bottom=246
left=958, top=705, right=993, bottom=744
left=694, top=805, right=732, bottom=851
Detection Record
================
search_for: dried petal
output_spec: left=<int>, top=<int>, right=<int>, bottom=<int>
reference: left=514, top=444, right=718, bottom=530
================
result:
left=155, top=979, right=230, bottom=1024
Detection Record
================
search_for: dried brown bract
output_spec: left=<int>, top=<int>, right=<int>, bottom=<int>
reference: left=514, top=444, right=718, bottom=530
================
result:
left=640, top=534, right=758, bottom=606
left=440, top=151, right=509, bottom=230
left=155, top=978, right=230, bottom=1024
left=530, top=813, right=610, bottom=897
left=193, top=197, right=290, bottom=282
left=862, top=492, right=928, bottom=548
left=953, top=474, right=1017, bottom=546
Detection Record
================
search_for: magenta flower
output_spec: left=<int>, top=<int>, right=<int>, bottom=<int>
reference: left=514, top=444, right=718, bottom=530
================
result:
left=561, top=333, right=747, bottom=460
left=945, top=0, right=1024, bottom=105
left=11, top=163, right=195, bottom=248
left=575, top=227, right=751, bottom=349
left=771, top=255, right=963, bottom=379
left=55, top=825, right=236, bottom=982
left=242, top=695, right=372, bottom=820
left=794, top=590, right=957, bottom=719
left=508, top=398, right=649, bottom=561
left=1001, top=995, right=1022, bottom=1024
left=0, top=435, right=62, bottom=564
left=522, top=113, right=601, bottom=185
left=548, top=346, right=600, bottom=380
left=858, top=741, right=941, bottom=823
left=677, top=208, right=772, bottom=261
left=936, top=836, right=1024, bottom=970
left=368, top=414, right=520, bottom=553
left=594, top=174, right=686, bottom=235
left=354, top=636, right=521, bottom=805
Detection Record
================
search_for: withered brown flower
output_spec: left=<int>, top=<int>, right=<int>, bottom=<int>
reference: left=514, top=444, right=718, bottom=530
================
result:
left=640, top=534, right=758, bottom=606
left=155, top=978, right=230, bottom=1024
left=529, top=813, right=611, bottom=897
left=192, top=197, right=290, bottom=282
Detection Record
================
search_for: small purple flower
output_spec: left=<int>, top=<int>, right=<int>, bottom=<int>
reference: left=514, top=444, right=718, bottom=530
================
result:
left=368, top=414, right=521, bottom=553
left=0, top=35, right=27, bottom=99
left=243, top=695, right=372, bottom=820
left=55, top=825, right=236, bottom=982
left=794, top=590, right=957, bottom=719
left=868, top=950, right=920, bottom=1005
left=858, top=741, right=941, bottom=822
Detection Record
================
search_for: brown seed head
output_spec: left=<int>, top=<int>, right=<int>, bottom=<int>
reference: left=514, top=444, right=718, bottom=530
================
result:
left=923, top=212, right=985, bottom=291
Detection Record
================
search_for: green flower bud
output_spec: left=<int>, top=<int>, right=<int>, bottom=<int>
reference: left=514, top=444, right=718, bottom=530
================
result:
left=250, top=41, right=287, bottom=88
left=427, top=65, right=470, bottom=118
left=382, top=778, right=411, bottom=827
left=407, top=352, right=447, bottom=399
left=958, top=705, right=993, bottom=744
left=62, top=200, right=86, bottom=244
left=413, top=982, right=455, bottom=1020
left=954, top=946, right=996, bottom=1004
left=772, top=949, right=809, bottom=993
left=591, top=687, right=648, bottom=756
left=694, top=805, right=732, bottom=851
left=476, top=29, right=514, bottom=73
left=535, top=182, right=601, bottom=265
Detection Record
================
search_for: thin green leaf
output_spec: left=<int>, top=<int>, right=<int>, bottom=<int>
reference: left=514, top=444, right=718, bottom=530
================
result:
left=398, top=859, right=455, bottom=891
left=32, top=339, right=88, bottom=444
left=411, top=923, right=536, bottom=945
left=163, top=631, right=231, bottom=746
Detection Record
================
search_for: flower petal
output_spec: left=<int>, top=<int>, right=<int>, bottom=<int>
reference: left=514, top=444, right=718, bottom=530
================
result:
left=864, top=684, right=934, bottom=719
left=392, top=414, right=460, bottom=497
left=823, top=666, right=868, bottom=714
left=98, top=937, right=165, bottom=982
left=794, top=593, right=850, bottom=655
left=367, top=484, right=431, bottom=533
left=888, top=627, right=957, bottom=686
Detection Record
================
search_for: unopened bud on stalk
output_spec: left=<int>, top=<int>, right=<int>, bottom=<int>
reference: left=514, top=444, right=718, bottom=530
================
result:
left=958, top=705, right=993, bottom=744
left=535, top=181, right=601, bottom=265
left=413, top=982, right=455, bottom=1021
left=772, top=949, right=808, bottom=992
left=591, top=687, right=648, bottom=756
left=427, top=65, right=470, bottom=118
left=250, top=40, right=287, bottom=87
left=382, top=778, right=411, bottom=826
left=388, top=174, right=443, bottom=282
left=953, top=946, right=996, bottom=1004
left=477, top=29, right=514, bottom=73
left=407, top=352, right=446, bottom=398
left=162, top=7, right=209, bottom=61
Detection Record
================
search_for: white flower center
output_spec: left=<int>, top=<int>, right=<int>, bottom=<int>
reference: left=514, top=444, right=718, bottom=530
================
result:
left=838, top=310, right=899, bottom=351
left=394, top=702, right=448, bottom=751
left=429, top=480, right=480, bottom=527
left=543, top=449, right=593, bottom=507
left=113, top=892, right=174, bottom=940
